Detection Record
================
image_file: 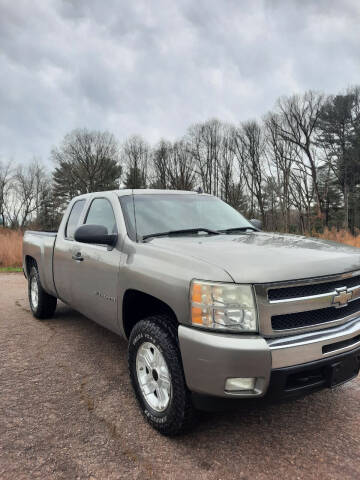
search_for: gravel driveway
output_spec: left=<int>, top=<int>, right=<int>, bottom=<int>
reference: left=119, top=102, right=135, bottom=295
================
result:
left=1, top=273, right=359, bottom=479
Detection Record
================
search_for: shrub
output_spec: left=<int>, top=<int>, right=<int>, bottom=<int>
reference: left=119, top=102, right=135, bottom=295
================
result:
left=317, top=228, right=360, bottom=248
left=0, top=229, right=23, bottom=268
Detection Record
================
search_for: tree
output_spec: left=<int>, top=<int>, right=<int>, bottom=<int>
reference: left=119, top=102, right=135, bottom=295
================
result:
left=0, top=160, right=12, bottom=227
left=226, top=180, right=248, bottom=212
left=265, top=118, right=298, bottom=232
left=166, top=140, right=196, bottom=190
left=52, top=128, right=122, bottom=206
left=218, top=125, right=236, bottom=204
left=151, top=140, right=170, bottom=189
left=35, top=188, right=63, bottom=231
left=122, top=135, right=149, bottom=189
left=317, top=90, right=360, bottom=229
left=233, top=121, right=268, bottom=225
left=187, top=119, right=223, bottom=196
left=151, top=140, right=196, bottom=191
left=5, top=160, right=48, bottom=228
left=269, top=91, right=325, bottom=218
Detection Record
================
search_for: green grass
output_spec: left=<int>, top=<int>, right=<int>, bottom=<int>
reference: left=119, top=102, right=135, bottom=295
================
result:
left=0, top=267, right=22, bottom=272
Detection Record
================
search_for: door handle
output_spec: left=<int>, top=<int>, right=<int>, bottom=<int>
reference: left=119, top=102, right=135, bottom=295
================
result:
left=72, top=252, right=84, bottom=262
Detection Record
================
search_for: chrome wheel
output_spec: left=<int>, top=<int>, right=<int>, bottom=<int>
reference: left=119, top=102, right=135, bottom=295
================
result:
left=136, top=342, right=172, bottom=412
left=30, top=276, right=39, bottom=309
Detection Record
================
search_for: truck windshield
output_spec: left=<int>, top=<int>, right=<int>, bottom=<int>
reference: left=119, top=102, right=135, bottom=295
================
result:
left=119, top=194, right=254, bottom=241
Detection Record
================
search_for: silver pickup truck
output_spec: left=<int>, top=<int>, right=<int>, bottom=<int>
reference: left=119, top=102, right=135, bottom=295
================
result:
left=23, top=189, right=360, bottom=435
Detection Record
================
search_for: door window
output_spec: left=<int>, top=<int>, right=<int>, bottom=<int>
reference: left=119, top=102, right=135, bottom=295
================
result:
left=85, top=198, right=117, bottom=234
left=65, top=199, right=86, bottom=239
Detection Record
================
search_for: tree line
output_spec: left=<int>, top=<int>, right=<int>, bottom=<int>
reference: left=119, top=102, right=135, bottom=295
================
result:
left=1, top=86, right=360, bottom=233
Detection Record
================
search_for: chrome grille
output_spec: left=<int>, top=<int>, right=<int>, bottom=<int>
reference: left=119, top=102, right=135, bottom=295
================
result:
left=254, top=270, right=360, bottom=337
left=268, top=275, right=360, bottom=301
left=272, top=297, right=360, bottom=331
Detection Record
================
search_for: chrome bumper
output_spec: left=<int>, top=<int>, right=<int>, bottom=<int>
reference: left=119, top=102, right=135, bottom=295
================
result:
left=178, top=317, right=360, bottom=398
left=269, top=317, right=360, bottom=368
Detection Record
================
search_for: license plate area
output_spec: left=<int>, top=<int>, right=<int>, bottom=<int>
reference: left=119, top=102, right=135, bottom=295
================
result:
left=327, top=357, right=360, bottom=388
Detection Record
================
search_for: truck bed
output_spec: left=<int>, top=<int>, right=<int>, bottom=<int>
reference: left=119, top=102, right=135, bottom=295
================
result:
left=24, top=231, right=57, bottom=237
left=23, top=230, right=58, bottom=297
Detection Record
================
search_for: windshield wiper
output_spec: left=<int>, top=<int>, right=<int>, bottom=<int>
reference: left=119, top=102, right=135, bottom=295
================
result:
left=142, top=228, right=220, bottom=242
left=218, top=226, right=258, bottom=234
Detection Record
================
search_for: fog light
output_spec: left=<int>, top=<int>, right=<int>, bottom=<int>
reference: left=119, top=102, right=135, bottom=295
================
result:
left=225, top=377, right=256, bottom=392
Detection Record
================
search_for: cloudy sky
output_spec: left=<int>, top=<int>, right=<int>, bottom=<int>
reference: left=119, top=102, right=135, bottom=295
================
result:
left=1, top=0, right=360, bottom=166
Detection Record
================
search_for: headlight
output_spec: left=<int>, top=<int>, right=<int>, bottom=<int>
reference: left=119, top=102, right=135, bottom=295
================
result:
left=190, top=280, right=258, bottom=332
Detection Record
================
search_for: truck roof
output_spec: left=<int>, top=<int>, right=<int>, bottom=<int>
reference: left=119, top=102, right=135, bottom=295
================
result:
left=73, top=189, right=209, bottom=200
left=117, top=189, right=204, bottom=197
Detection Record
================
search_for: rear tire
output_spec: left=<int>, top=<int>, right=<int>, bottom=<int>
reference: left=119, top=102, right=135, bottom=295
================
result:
left=28, top=265, right=57, bottom=319
left=128, top=315, right=196, bottom=435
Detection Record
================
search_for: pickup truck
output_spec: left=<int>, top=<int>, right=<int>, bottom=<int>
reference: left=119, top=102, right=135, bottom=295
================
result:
left=23, top=189, right=360, bottom=435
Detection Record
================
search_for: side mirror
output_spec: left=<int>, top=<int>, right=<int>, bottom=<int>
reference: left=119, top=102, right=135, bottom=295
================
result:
left=74, top=224, right=117, bottom=246
left=250, top=219, right=262, bottom=230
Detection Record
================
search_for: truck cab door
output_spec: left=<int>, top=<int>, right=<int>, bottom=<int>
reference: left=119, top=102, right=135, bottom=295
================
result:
left=67, top=196, right=122, bottom=332
left=53, top=198, right=88, bottom=305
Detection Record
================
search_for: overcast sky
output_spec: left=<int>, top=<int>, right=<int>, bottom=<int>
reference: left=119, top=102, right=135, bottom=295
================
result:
left=1, top=0, right=360, bottom=166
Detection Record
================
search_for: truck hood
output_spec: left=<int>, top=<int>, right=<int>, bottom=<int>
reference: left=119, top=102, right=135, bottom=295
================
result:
left=148, top=232, right=360, bottom=283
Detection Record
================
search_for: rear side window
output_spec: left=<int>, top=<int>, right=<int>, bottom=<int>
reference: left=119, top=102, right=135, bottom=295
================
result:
left=65, top=199, right=86, bottom=239
left=85, top=198, right=117, bottom=234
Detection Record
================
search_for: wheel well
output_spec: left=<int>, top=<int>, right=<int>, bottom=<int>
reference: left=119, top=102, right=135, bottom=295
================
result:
left=122, top=289, right=178, bottom=339
left=25, top=256, right=37, bottom=276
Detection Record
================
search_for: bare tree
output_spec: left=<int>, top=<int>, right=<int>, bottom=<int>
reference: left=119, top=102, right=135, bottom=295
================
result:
left=265, top=116, right=298, bottom=231
left=233, top=121, right=268, bottom=225
left=152, top=140, right=171, bottom=189
left=217, top=125, right=236, bottom=203
left=289, top=161, right=315, bottom=233
left=187, top=119, right=223, bottom=195
left=122, top=135, right=149, bottom=188
left=152, top=139, right=197, bottom=191
left=167, top=140, right=196, bottom=190
left=270, top=91, right=325, bottom=218
left=5, top=160, right=49, bottom=228
left=0, top=160, right=12, bottom=227
left=52, top=128, right=122, bottom=205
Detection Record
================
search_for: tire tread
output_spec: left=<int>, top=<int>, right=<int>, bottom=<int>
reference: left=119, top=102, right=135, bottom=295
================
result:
left=28, top=265, right=57, bottom=319
left=128, top=315, right=195, bottom=435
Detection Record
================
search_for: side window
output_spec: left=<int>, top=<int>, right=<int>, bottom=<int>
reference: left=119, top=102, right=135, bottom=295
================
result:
left=65, top=200, right=86, bottom=239
left=85, top=198, right=117, bottom=234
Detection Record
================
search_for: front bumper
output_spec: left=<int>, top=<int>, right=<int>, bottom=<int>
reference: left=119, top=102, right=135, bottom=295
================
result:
left=267, top=346, right=360, bottom=399
left=178, top=317, right=360, bottom=399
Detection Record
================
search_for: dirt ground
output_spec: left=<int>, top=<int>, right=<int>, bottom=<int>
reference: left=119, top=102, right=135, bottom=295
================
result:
left=1, top=273, right=360, bottom=480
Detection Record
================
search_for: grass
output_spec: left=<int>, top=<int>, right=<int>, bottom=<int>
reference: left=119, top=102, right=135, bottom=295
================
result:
left=0, top=229, right=23, bottom=269
left=0, top=267, right=23, bottom=272
left=317, top=227, right=360, bottom=248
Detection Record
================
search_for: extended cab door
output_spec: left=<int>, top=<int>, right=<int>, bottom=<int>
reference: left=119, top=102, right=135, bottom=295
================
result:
left=66, top=196, right=122, bottom=332
left=53, top=198, right=88, bottom=305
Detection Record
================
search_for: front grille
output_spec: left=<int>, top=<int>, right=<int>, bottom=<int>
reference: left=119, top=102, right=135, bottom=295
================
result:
left=272, top=297, right=360, bottom=331
left=268, top=275, right=360, bottom=301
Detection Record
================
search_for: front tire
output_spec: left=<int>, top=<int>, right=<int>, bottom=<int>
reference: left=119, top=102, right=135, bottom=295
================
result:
left=28, top=265, right=57, bottom=319
left=128, top=316, right=195, bottom=435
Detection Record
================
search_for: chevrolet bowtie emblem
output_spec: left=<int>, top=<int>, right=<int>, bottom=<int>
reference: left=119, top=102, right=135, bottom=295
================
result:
left=332, top=287, right=353, bottom=308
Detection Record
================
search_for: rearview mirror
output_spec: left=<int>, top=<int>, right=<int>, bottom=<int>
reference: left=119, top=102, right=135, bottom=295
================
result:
left=250, top=219, right=262, bottom=230
left=74, top=224, right=117, bottom=246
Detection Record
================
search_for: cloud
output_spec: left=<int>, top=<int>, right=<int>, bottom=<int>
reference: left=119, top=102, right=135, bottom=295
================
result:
left=0, top=0, right=359, bottom=166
